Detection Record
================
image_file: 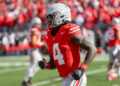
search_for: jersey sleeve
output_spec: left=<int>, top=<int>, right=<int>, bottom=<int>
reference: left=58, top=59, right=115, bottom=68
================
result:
left=67, top=24, right=81, bottom=38
left=117, top=26, right=120, bottom=31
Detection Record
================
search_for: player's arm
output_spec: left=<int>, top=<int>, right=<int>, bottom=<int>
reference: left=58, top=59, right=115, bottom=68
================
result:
left=31, top=34, right=38, bottom=45
left=31, top=33, right=45, bottom=46
left=39, top=54, right=56, bottom=69
left=117, top=30, right=120, bottom=41
left=47, top=54, right=56, bottom=69
left=71, top=34, right=97, bottom=65
left=71, top=34, right=97, bottom=80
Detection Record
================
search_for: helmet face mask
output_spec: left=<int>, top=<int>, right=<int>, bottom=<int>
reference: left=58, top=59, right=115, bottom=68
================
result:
left=47, top=14, right=55, bottom=25
left=46, top=3, right=71, bottom=27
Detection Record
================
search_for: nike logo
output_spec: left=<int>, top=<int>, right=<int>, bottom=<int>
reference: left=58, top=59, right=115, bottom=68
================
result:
left=61, top=32, right=64, bottom=34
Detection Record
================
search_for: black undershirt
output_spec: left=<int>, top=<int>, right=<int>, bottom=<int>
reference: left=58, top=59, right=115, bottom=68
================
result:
left=51, top=22, right=69, bottom=36
left=51, top=26, right=61, bottom=36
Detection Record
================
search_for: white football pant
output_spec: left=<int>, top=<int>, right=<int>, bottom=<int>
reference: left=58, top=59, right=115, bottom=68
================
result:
left=24, top=48, right=42, bottom=82
left=107, top=46, right=120, bottom=64
left=118, top=66, right=120, bottom=77
left=62, top=73, right=87, bottom=86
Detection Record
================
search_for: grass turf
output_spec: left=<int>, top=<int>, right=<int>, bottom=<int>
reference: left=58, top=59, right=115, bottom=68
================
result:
left=0, top=55, right=120, bottom=86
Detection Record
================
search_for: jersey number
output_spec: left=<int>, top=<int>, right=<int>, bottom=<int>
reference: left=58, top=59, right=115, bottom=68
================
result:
left=107, top=28, right=115, bottom=41
left=53, top=43, right=65, bottom=65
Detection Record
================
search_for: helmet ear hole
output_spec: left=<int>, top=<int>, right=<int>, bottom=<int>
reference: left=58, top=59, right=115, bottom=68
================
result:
left=61, top=15, right=64, bottom=18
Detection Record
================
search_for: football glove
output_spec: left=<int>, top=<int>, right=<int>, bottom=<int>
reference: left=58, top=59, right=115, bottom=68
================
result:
left=71, top=67, right=85, bottom=80
left=38, top=61, right=47, bottom=69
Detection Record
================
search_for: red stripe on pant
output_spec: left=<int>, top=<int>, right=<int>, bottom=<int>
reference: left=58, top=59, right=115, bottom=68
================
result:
left=75, top=80, right=80, bottom=86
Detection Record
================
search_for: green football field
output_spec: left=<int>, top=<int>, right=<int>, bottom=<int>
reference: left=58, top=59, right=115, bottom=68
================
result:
left=0, top=54, right=120, bottom=86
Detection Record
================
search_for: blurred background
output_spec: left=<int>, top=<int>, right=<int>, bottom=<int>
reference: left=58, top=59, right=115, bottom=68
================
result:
left=0, top=0, right=120, bottom=56
left=0, top=0, right=120, bottom=86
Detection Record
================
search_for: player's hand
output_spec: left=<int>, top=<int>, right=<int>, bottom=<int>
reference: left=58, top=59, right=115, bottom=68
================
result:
left=38, top=61, right=47, bottom=69
left=71, top=67, right=84, bottom=80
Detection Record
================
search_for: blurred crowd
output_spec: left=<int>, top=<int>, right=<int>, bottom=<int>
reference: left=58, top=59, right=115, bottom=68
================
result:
left=0, top=0, right=120, bottom=56
left=0, top=0, right=48, bottom=31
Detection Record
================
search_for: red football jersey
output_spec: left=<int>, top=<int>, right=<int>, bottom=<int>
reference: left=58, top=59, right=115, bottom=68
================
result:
left=46, top=23, right=82, bottom=77
left=29, top=28, right=41, bottom=48
left=107, top=26, right=120, bottom=47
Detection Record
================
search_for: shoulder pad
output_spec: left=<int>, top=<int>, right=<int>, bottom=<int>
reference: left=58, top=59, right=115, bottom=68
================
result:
left=62, top=23, right=78, bottom=30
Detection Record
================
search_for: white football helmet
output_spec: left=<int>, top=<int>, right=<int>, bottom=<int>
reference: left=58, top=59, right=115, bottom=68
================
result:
left=46, top=3, right=71, bottom=27
left=111, top=18, right=120, bottom=26
left=31, top=17, right=42, bottom=27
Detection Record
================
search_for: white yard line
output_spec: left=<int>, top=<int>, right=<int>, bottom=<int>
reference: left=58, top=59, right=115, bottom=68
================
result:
left=113, top=85, right=119, bottom=86
left=32, top=68, right=107, bottom=86
left=0, top=62, right=29, bottom=67
left=86, top=68, right=106, bottom=75
left=0, top=67, right=26, bottom=74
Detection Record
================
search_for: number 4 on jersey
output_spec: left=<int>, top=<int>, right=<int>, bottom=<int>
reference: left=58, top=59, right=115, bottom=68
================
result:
left=53, top=43, right=65, bottom=65
left=107, top=28, right=115, bottom=41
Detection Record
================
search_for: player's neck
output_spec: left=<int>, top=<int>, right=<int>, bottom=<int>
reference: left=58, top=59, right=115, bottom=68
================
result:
left=51, top=22, right=70, bottom=36
left=51, top=23, right=66, bottom=36
left=51, top=25, right=62, bottom=36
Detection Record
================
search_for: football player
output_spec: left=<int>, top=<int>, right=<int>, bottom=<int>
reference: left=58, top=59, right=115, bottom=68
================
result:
left=105, top=18, right=120, bottom=81
left=39, top=3, right=97, bottom=86
left=22, top=17, right=45, bottom=86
